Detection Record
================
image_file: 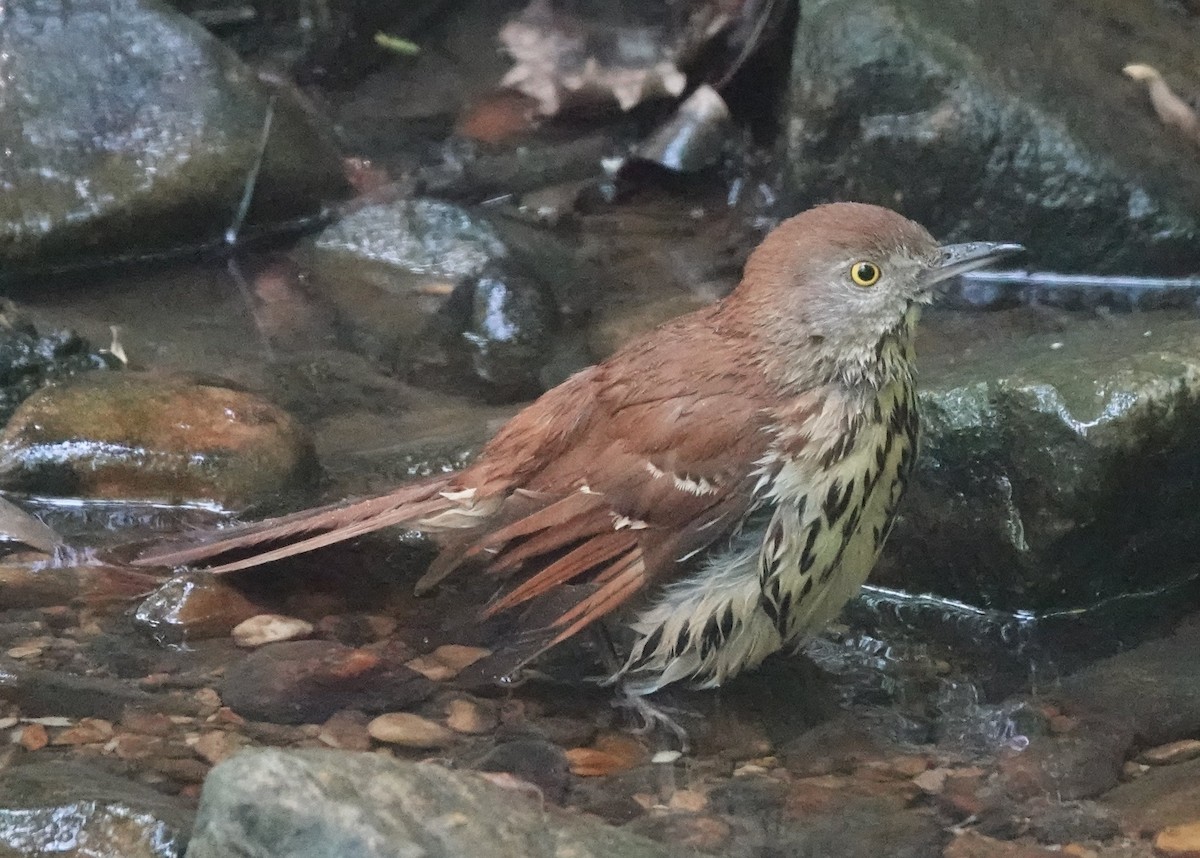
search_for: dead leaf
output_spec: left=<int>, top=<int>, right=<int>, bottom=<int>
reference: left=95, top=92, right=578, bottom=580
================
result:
left=499, top=0, right=735, bottom=115
left=565, top=731, right=649, bottom=776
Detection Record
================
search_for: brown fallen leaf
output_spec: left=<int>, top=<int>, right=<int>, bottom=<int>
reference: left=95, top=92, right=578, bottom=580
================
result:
left=1124, top=63, right=1200, bottom=145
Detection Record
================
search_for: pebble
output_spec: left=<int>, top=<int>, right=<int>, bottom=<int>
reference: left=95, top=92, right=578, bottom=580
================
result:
left=318, top=710, right=373, bottom=751
left=367, top=713, right=456, bottom=749
left=404, top=645, right=491, bottom=681
left=565, top=733, right=649, bottom=777
left=1155, top=821, right=1200, bottom=858
left=943, top=831, right=1059, bottom=857
left=444, top=698, right=497, bottom=735
left=912, top=767, right=949, bottom=794
left=6, top=638, right=50, bottom=659
left=190, top=731, right=244, bottom=765
left=667, top=789, right=709, bottom=812
left=1138, top=739, right=1200, bottom=766
left=16, top=723, right=47, bottom=750
left=51, top=717, right=114, bottom=745
left=232, top=614, right=314, bottom=648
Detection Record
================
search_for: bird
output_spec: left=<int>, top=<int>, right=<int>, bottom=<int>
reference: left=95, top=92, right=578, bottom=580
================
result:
left=132, top=202, right=1021, bottom=722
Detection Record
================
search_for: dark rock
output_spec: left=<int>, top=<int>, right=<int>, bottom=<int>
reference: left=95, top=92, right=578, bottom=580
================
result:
left=0, top=563, right=162, bottom=610
left=997, top=728, right=1130, bottom=801
left=0, top=373, right=318, bottom=508
left=0, top=0, right=346, bottom=273
left=877, top=313, right=1200, bottom=613
left=785, top=0, right=1200, bottom=273
left=134, top=572, right=267, bottom=644
left=186, top=748, right=670, bottom=858
left=219, top=639, right=435, bottom=724
left=1053, top=616, right=1200, bottom=746
left=477, top=739, right=573, bottom=804
left=1101, top=757, right=1200, bottom=835
left=0, top=760, right=192, bottom=858
left=1022, top=797, right=1121, bottom=844
left=0, top=657, right=199, bottom=720
left=0, top=306, right=115, bottom=423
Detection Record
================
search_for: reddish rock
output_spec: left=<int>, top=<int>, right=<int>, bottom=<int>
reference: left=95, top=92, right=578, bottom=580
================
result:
left=0, top=372, right=317, bottom=507
left=17, top=723, right=47, bottom=750
left=133, top=572, right=266, bottom=642
left=997, top=728, right=1130, bottom=801
left=220, top=639, right=435, bottom=724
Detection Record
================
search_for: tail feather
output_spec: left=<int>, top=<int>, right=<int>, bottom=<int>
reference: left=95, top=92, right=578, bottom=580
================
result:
left=131, top=478, right=455, bottom=571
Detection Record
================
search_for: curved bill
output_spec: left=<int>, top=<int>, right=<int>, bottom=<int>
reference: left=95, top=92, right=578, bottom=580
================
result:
left=925, top=242, right=1025, bottom=286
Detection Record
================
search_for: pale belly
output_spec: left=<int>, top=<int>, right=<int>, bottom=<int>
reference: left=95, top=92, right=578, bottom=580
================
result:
left=618, top=378, right=918, bottom=695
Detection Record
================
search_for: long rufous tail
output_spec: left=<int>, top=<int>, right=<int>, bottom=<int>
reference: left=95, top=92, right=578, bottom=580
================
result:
left=130, top=478, right=455, bottom=574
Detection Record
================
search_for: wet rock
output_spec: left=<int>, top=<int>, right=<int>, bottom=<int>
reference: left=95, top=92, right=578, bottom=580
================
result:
left=220, top=639, right=435, bottom=724
left=367, top=712, right=456, bottom=749
left=0, top=658, right=197, bottom=721
left=311, top=198, right=508, bottom=281
left=1, top=0, right=345, bottom=273
left=997, top=729, right=1130, bottom=801
left=134, top=572, right=266, bottom=643
left=1102, top=758, right=1200, bottom=835
left=477, top=739, right=572, bottom=804
left=877, top=315, right=1200, bottom=612
left=0, top=760, right=192, bottom=857
left=0, top=563, right=162, bottom=610
left=1023, top=798, right=1121, bottom=844
left=232, top=614, right=314, bottom=648
left=0, top=373, right=318, bottom=508
left=0, top=307, right=115, bottom=423
left=785, top=0, right=1200, bottom=272
left=1054, top=617, right=1200, bottom=746
left=186, top=748, right=669, bottom=858
left=315, top=613, right=398, bottom=646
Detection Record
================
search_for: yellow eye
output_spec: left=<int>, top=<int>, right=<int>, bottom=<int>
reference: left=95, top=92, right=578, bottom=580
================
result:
left=850, top=261, right=881, bottom=287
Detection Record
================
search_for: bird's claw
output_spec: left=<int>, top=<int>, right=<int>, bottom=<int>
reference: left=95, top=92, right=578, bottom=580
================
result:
left=613, top=693, right=694, bottom=753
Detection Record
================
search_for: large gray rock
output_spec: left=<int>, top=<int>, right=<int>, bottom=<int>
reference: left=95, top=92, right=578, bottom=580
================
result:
left=0, top=0, right=346, bottom=274
left=876, top=311, right=1200, bottom=612
left=786, top=0, right=1200, bottom=273
left=186, top=749, right=670, bottom=858
left=0, top=760, right=193, bottom=858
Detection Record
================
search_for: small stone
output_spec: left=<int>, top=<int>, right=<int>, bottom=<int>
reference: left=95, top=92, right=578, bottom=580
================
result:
left=51, top=717, right=114, bottom=745
left=6, top=638, right=49, bottom=659
left=121, top=708, right=176, bottom=736
left=316, top=613, right=398, bottom=646
left=444, top=698, right=497, bottom=735
left=367, top=713, right=456, bottom=749
left=1139, top=739, right=1200, bottom=766
left=404, top=645, right=491, bottom=681
left=24, top=716, right=73, bottom=727
left=1155, top=821, right=1200, bottom=858
left=109, top=733, right=165, bottom=760
left=566, top=733, right=649, bottom=777
left=317, top=710, right=372, bottom=752
left=232, top=614, right=314, bottom=648
left=912, top=767, right=949, bottom=794
left=192, top=731, right=242, bottom=765
left=478, top=739, right=571, bottom=804
left=1060, top=845, right=1097, bottom=858
left=0, top=717, right=16, bottom=730
left=652, top=750, right=682, bottom=764
left=668, top=789, right=708, bottom=812
left=193, top=688, right=222, bottom=716
left=17, top=723, right=47, bottom=750
left=890, top=755, right=931, bottom=777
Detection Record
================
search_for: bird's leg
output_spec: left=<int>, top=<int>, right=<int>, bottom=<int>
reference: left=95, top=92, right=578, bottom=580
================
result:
left=612, top=689, right=692, bottom=753
left=587, top=625, right=692, bottom=751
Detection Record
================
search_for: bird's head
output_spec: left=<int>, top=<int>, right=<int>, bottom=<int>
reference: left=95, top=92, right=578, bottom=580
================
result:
left=729, top=202, right=1022, bottom=388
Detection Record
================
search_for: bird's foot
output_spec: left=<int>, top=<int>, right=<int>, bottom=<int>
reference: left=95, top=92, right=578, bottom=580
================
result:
left=613, top=691, right=695, bottom=753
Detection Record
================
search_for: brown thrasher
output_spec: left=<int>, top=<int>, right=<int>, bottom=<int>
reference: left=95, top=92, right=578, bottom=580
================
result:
left=134, top=203, right=1020, bottom=708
